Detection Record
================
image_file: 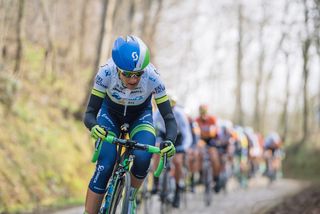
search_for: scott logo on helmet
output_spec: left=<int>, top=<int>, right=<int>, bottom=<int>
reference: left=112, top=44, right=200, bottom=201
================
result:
left=132, top=52, right=139, bottom=61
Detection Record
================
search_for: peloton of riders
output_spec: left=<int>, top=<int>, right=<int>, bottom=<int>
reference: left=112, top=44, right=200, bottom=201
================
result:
left=151, top=99, right=284, bottom=208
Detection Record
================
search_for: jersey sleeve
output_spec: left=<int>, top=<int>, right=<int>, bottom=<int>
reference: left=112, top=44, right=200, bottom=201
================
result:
left=149, top=68, right=168, bottom=105
left=153, top=110, right=166, bottom=143
left=91, top=65, right=111, bottom=98
left=210, top=116, right=217, bottom=125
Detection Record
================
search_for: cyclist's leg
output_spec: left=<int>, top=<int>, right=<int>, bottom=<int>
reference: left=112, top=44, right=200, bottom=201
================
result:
left=272, top=148, right=283, bottom=179
left=187, top=147, right=200, bottom=192
left=85, top=141, right=118, bottom=213
left=196, top=140, right=208, bottom=184
left=207, top=142, right=221, bottom=185
left=173, top=153, right=184, bottom=182
left=128, top=109, right=156, bottom=213
left=263, top=149, right=272, bottom=176
left=130, top=129, right=155, bottom=187
left=85, top=108, right=120, bottom=214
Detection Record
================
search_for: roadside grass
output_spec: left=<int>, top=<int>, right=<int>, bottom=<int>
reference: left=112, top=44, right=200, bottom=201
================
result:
left=283, top=142, right=320, bottom=183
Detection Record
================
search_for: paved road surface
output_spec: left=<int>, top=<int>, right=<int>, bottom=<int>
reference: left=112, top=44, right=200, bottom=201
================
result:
left=53, top=177, right=307, bottom=214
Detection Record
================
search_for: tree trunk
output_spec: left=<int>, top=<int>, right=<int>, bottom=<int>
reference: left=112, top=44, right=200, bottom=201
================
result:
left=313, top=0, right=320, bottom=129
left=14, top=0, right=24, bottom=74
left=253, top=2, right=267, bottom=132
left=78, top=0, right=88, bottom=65
left=277, top=0, right=291, bottom=142
left=234, top=0, right=244, bottom=125
left=128, top=0, right=136, bottom=33
left=100, top=0, right=119, bottom=63
left=301, top=0, right=311, bottom=144
left=39, top=0, right=55, bottom=77
left=301, top=38, right=310, bottom=143
left=0, top=0, right=14, bottom=64
left=148, top=0, right=164, bottom=51
left=261, top=25, right=286, bottom=133
left=279, top=51, right=291, bottom=142
left=141, top=0, right=152, bottom=37
left=76, top=0, right=109, bottom=120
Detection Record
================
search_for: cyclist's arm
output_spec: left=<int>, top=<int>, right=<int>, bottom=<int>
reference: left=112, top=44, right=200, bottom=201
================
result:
left=83, top=93, right=103, bottom=130
left=83, top=65, right=109, bottom=130
left=157, top=100, right=177, bottom=143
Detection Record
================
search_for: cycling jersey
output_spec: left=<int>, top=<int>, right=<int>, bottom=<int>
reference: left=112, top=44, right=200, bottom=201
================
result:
left=84, top=59, right=177, bottom=143
left=93, top=59, right=166, bottom=111
left=196, top=115, right=217, bottom=144
left=154, top=105, right=192, bottom=153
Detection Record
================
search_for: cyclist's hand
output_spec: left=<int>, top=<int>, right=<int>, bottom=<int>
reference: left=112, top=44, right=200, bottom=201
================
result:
left=160, top=140, right=176, bottom=158
left=91, top=125, right=107, bottom=140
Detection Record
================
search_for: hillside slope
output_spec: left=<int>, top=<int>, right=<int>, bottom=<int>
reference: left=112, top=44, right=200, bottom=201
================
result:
left=0, top=45, right=94, bottom=213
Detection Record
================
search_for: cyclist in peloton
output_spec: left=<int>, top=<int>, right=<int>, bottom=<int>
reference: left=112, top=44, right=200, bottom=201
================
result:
left=196, top=104, right=222, bottom=193
left=263, top=132, right=283, bottom=179
left=215, top=119, right=237, bottom=190
left=153, top=95, right=192, bottom=208
left=83, top=35, right=177, bottom=214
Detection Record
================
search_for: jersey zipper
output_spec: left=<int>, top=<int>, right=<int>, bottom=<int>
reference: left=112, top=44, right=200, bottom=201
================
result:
left=123, top=89, right=131, bottom=116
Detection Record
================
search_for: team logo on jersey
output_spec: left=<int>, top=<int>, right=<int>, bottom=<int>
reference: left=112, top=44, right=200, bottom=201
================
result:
left=97, top=165, right=104, bottom=172
left=149, top=76, right=156, bottom=82
left=96, top=75, right=107, bottom=88
left=154, top=69, right=160, bottom=75
left=129, top=96, right=143, bottom=101
left=111, top=92, right=122, bottom=100
left=155, top=84, right=166, bottom=93
left=104, top=70, right=111, bottom=77
left=132, top=52, right=139, bottom=61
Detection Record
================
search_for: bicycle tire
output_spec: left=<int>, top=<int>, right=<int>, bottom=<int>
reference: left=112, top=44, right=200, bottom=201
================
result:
left=108, top=172, right=131, bottom=214
left=203, top=159, right=212, bottom=206
left=159, top=169, right=173, bottom=214
left=138, top=175, right=152, bottom=214
left=180, top=165, right=189, bottom=208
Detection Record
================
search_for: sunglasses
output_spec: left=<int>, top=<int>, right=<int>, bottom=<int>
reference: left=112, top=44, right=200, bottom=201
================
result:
left=118, top=68, right=144, bottom=78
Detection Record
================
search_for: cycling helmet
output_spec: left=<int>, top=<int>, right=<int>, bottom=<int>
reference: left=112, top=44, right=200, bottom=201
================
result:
left=112, top=35, right=150, bottom=72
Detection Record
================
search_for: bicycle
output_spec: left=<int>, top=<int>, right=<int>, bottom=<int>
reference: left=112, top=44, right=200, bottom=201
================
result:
left=91, top=123, right=166, bottom=214
left=200, top=145, right=213, bottom=206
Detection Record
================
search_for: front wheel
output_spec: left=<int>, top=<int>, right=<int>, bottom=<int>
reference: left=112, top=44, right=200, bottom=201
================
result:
left=159, top=169, right=174, bottom=214
left=203, top=160, right=213, bottom=206
left=108, top=172, right=131, bottom=214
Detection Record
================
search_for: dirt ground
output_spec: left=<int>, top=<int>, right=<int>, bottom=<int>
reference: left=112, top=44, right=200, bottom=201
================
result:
left=53, top=177, right=309, bottom=214
left=265, top=184, right=320, bottom=214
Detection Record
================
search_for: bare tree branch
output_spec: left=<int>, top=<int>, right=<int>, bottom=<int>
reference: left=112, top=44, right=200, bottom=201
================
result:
left=14, top=0, right=24, bottom=74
